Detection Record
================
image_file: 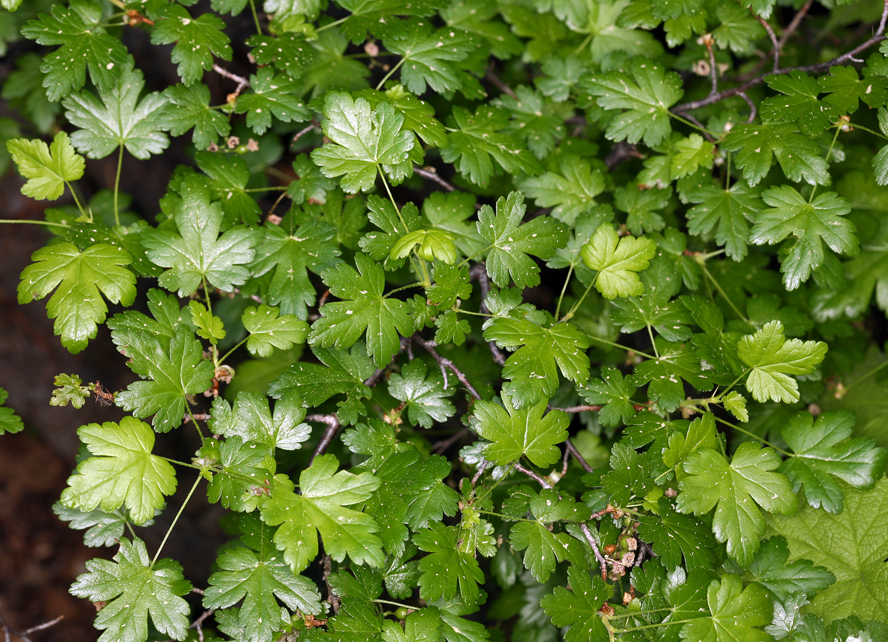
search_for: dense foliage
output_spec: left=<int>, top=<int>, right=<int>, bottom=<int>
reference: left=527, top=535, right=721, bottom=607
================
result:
left=3, top=0, right=888, bottom=639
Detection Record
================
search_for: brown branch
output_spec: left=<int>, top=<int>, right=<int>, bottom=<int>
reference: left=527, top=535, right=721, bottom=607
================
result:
left=0, top=608, right=64, bottom=642
left=433, top=427, right=470, bottom=454
left=321, top=554, right=342, bottom=614
left=756, top=15, right=780, bottom=73
left=486, top=60, right=517, bottom=99
left=565, top=438, right=594, bottom=473
left=673, top=5, right=888, bottom=115
left=779, top=0, right=814, bottom=52
left=292, top=122, right=317, bottom=144
left=604, top=141, right=643, bottom=170
left=580, top=523, right=609, bottom=579
left=412, top=336, right=482, bottom=400
left=738, top=91, right=757, bottom=123
left=469, top=264, right=507, bottom=366
left=213, top=64, right=250, bottom=98
left=184, top=413, right=212, bottom=424
left=514, top=462, right=553, bottom=489
left=306, top=414, right=340, bottom=464
left=705, top=39, right=719, bottom=96
left=549, top=404, right=603, bottom=413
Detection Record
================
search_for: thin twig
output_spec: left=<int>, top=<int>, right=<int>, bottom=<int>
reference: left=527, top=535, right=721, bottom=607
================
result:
left=705, top=40, right=719, bottom=96
left=184, top=413, right=212, bottom=424
left=580, top=523, right=609, bottom=580
left=0, top=608, right=64, bottom=642
left=212, top=64, right=250, bottom=98
left=565, top=439, right=594, bottom=473
left=190, top=608, right=215, bottom=642
left=306, top=414, right=340, bottom=464
left=738, top=91, right=757, bottom=123
left=549, top=404, right=603, bottom=413
left=514, top=462, right=553, bottom=489
left=779, top=0, right=814, bottom=52
left=292, top=123, right=317, bottom=145
left=756, top=15, right=780, bottom=72
left=433, top=427, right=470, bottom=454
left=472, top=460, right=489, bottom=485
left=412, top=336, right=482, bottom=400
left=469, top=264, right=507, bottom=366
left=559, top=446, right=570, bottom=477
left=673, top=6, right=888, bottom=114
left=22, top=617, right=64, bottom=637
left=413, top=167, right=484, bottom=210
left=486, top=60, right=517, bottom=99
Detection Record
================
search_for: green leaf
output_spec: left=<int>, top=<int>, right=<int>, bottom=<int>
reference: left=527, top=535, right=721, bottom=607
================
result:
left=779, top=410, right=887, bottom=513
left=288, top=153, right=337, bottom=205
left=509, top=489, right=589, bottom=583
left=614, top=183, right=670, bottom=236
left=390, top=229, right=457, bottom=264
left=540, top=567, right=611, bottom=642
left=441, top=105, right=542, bottom=187
left=7, top=131, right=84, bottom=200
left=243, top=305, right=310, bottom=357
left=0, top=387, right=24, bottom=435
left=61, top=417, right=177, bottom=525
left=581, top=224, right=657, bottom=300
left=358, top=85, right=448, bottom=148
left=50, top=373, right=90, bottom=408
left=723, top=391, right=749, bottom=423
left=679, top=575, right=773, bottom=642
left=712, top=2, right=764, bottom=53
left=310, top=91, right=415, bottom=193
left=762, top=71, right=841, bottom=137
left=519, top=155, right=606, bottom=226
left=20, top=4, right=131, bottom=101
left=819, top=65, right=888, bottom=113
left=742, top=536, right=835, bottom=602
left=584, top=59, right=683, bottom=147
left=259, top=455, right=384, bottom=572
left=414, top=521, right=484, bottom=606
left=215, top=391, right=311, bottom=451
left=62, top=64, right=169, bottom=160
left=737, top=320, right=828, bottom=403
left=150, top=6, right=232, bottom=85
left=721, top=122, right=830, bottom=187
left=206, top=435, right=275, bottom=512
left=750, top=185, right=858, bottom=290
left=251, top=217, right=341, bottom=318
left=359, top=196, right=422, bottom=263
left=767, top=478, right=888, bottom=621
left=477, top=191, right=568, bottom=289
left=497, top=86, right=568, bottom=159
left=637, top=497, right=716, bottom=570
left=263, top=0, right=326, bottom=21
left=114, top=327, right=216, bottom=432
left=234, top=67, right=310, bottom=135
left=17, top=242, right=136, bottom=354
left=142, top=179, right=260, bottom=295
left=247, top=32, right=317, bottom=79
left=662, top=412, right=719, bottom=476
left=204, top=524, right=323, bottom=642
left=383, top=21, right=477, bottom=96
left=387, top=361, right=456, bottom=428
left=52, top=503, right=133, bottom=548
left=309, top=253, right=415, bottom=367
left=631, top=338, right=714, bottom=411
left=684, top=180, right=761, bottom=261
left=671, top=134, right=714, bottom=178
left=159, top=84, right=231, bottom=150
left=471, top=393, right=568, bottom=467
left=579, top=367, right=637, bottom=427
left=677, top=442, right=797, bottom=566
left=195, top=151, right=262, bottom=225
left=422, top=192, right=486, bottom=258
left=483, top=317, right=590, bottom=406
left=70, top=538, right=191, bottom=642
left=189, top=301, right=226, bottom=344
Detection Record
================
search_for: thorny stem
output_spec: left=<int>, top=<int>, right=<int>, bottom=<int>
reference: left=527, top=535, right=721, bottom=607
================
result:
left=151, top=475, right=203, bottom=567
left=580, top=523, right=609, bottom=579
left=565, top=439, right=594, bottom=473
left=515, top=462, right=552, bottom=489
left=213, top=64, right=250, bottom=97
left=705, top=40, right=718, bottom=96
left=470, top=264, right=507, bottom=365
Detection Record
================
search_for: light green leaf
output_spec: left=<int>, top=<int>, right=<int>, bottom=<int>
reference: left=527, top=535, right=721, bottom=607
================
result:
left=679, top=575, right=773, bottom=642
left=189, top=300, right=226, bottom=344
left=61, top=417, right=177, bottom=525
left=243, top=305, right=309, bottom=357
left=387, top=361, right=456, bottom=428
left=471, top=393, right=568, bottom=467
left=581, top=224, right=657, bottom=299
left=737, top=320, right=827, bottom=403
left=6, top=131, right=84, bottom=200
left=0, top=387, right=24, bottom=435
left=391, top=229, right=457, bottom=264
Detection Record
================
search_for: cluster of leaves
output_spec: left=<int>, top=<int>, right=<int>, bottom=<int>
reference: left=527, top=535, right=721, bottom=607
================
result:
left=5, top=0, right=888, bottom=640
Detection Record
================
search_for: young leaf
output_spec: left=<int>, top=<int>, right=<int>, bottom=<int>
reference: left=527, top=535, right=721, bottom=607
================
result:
left=150, top=6, right=232, bottom=85
left=50, top=373, right=89, bottom=409
left=242, top=305, right=310, bottom=357
left=189, top=300, right=226, bottom=344
left=422, top=191, right=486, bottom=258
left=142, top=179, right=260, bottom=295
left=483, top=317, right=591, bottom=406
left=750, top=186, right=858, bottom=290
left=234, top=68, right=310, bottom=135
left=677, top=442, right=797, bottom=566
left=311, top=91, right=415, bottom=193
left=62, top=64, right=169, bottom=160
left=540, top=567, right=611, bottom=642
left=767, top=478, right=888, bottom=621
left=20, top=4, right=131, bottom=101
left=114, top=327, right=216, bottom=432
left=309, top=253, right=415, bottom=367
left=259, top=455, right=384, bottom=572
left=779, top=410, right=887, bottom=513
left=390, top=229, right=458, bottom=264
left=737, top=320, right=827, bottom=403
left=581, top=224, right=657, bottom=299
left=584, top=59, right=683, bottom=146
left=388, top=361, right=456, bottom=428
left=6, top=131, right=84, bottom=200
left=70, top=538, right=191, bottom=642
left=471, top=393, right=568, bottom=467
left=476, top=191, right=568, bottom=289
left=17, top=242, right=136, bottom=354
left=414, top=521, right=484, bottom=606
left=0, top=387, right=24, bottom=435
left=679, top=575, right=773, bottom=642
left=204, top=524, right=323, bottom=642
left=61, top=417, right=177, bottom=525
